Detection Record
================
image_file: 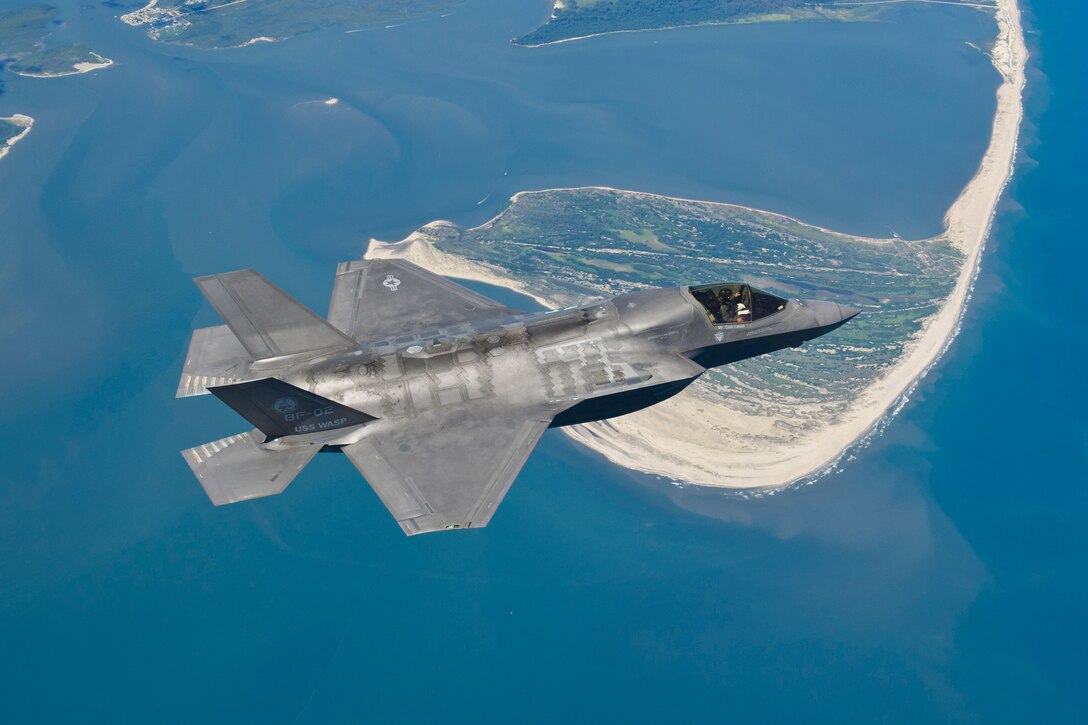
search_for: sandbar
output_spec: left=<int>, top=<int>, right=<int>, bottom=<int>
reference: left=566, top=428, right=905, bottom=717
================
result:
left=0, top=114, right=34, bottom=163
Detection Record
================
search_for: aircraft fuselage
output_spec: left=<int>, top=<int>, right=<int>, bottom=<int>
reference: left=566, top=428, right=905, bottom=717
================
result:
left=264, top=286, right=856, bottom=449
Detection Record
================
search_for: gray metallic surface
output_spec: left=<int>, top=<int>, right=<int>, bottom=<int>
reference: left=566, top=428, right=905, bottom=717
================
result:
left=176, top=324, right=250, bottom=398
left=181, top=430, right=320, bottom=505
left=344, top=416, right=549, bottom=535
left=195, top=270, right=356, bottom=359
left=180, top=259, right=858, bottom=535
left=328, top=259, right=514, bottom=341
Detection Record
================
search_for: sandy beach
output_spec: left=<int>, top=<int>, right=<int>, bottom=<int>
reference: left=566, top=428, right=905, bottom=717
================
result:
left=0, top=114, right=35, bottom=163
left=14, top=52, right=113, bottom=78
left=368, top=0, right=1027, bottom=489
left=367, top=221, right=553, bottom=308
left=240, top=37, right=280, bottom=47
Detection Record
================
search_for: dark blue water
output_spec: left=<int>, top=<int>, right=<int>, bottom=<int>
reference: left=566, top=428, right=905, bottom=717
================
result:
left=1, top=0, right=1084, bottom=721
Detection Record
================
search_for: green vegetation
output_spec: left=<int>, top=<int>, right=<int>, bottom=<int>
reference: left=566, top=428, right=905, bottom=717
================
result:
left=7, top=43, right=108, bottom=76
left=421, top=188, right=963, bottom=409
left=513, top=0, right=995, bottom=46
left=120, top=0, right=462, bottom=50
left=0, top=5, right=111, bottom=77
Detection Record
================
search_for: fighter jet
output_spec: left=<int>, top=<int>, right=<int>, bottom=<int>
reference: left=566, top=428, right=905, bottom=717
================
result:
left=178, top=259, right=858, bottom=535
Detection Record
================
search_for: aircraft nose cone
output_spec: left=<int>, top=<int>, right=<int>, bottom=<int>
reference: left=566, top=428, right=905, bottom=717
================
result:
left=837, top=303, right=861, bottom=322
left=805, top=300, right=861, bottom=329
left=808, top=300, right=843, bottom=327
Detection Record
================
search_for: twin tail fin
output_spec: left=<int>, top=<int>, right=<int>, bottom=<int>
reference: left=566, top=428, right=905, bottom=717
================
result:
left=208, top=378, right=376, bottom=441
left=178, top=269, right=358, bottom=398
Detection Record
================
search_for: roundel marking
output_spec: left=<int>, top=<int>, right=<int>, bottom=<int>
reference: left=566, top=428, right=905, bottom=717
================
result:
left=273, top=397, right=298, bottom=415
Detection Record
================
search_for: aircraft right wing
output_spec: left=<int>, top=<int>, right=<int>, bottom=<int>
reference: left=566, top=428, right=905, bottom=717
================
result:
left=343, top=409, right=549, bottom=535
left=327, top=259, right=516, bottom=342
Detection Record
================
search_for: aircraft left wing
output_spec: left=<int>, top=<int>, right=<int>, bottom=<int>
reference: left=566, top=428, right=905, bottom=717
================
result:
left=328, top=259, right=516, bottom=342
left=343, top=410, right=549, bottom=535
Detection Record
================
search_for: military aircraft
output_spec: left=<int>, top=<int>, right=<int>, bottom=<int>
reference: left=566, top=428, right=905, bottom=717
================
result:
left=178, top=259, right=858, bottom=535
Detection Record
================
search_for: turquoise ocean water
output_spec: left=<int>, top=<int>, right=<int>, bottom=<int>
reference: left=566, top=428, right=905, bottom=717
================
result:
left=0, top=0, right=1083, bottom=720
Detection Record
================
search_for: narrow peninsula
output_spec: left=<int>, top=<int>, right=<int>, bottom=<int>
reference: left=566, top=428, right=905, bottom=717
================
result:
left=0, top=114, right=33, bottom=162
left=514, top=0, right=996, bottom=47
left=368, top=0, right=1027, bottom=489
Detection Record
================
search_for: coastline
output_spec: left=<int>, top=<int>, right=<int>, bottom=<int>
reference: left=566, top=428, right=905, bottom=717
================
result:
left=13, top=52, right=114, bottom=78
left=366, top=221, right=553, bottom=308
left=512, top=0, right=986, bottom=49
left=512, top=4, right=860, bottom=49
left=564, top=0, right=1026, bottom=488
left=506, top=186, right=894, bottom=244
left=0, top=114, right=35, bottom=163
left=368, top=0, right=1026, bottom=489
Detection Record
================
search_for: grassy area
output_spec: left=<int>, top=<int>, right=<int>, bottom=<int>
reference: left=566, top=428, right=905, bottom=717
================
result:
left=8, top=44, right=108, bottom=76
left=120, top=0, right=462, bottom=50
left=0, top=5, right=111, bottom=77
left=513, top=0, right=994, bottom=46
left=423, top=187, right=963, bottom=409
left=615, top=227, right=674, bottom=251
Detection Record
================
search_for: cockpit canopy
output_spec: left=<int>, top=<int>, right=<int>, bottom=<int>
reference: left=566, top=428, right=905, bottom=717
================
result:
left=689, top=283, right=788, bottom=325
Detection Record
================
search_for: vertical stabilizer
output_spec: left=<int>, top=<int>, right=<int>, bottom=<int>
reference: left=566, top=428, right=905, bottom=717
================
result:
left=208, top=378, right=377, bottom=440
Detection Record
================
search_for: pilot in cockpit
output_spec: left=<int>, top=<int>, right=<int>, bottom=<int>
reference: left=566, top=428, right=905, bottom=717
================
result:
left=692, top=288, right=720, bottom=322
left=721, top=287, right=751, bottom=323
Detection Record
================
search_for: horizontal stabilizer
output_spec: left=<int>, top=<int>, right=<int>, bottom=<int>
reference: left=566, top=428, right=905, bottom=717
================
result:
left=195, top=269, right=356, bottom=360
left=181, top=431, right=320, bottom=505
left=176, top=325, right=251, bottom=398
left=209, top=378, right=376, bottom=440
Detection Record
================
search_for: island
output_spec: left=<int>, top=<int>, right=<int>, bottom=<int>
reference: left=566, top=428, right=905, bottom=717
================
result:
left=0, top=5, right=113, bottom=77
left=514, top=0, right=994, bottom=47
left=368, top=0, right=1026, bottom=488
left=120, top=0, right=461, bottom=50
left=0, top=114, right=33, bottom=162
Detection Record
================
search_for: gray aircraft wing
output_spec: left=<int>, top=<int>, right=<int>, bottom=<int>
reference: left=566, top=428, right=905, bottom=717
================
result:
left=176, top=324, right=251, bottom=398
left=344, top=409, right=549, bottom=535
left=195, top=269, right=357, bottom=360
left=327, top=259, right=515, bottom=342
left=181, top=431, right=321, bottom=505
